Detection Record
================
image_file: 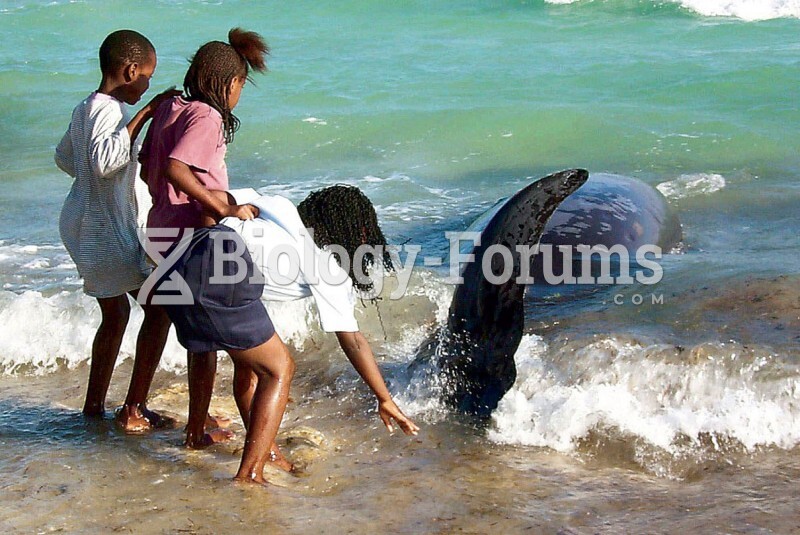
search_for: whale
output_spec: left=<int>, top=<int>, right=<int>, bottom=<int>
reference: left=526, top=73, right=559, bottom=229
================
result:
left=410, top=168, right=588, bottom=415
left=531, top=173, right=682, bottom=285
left=411, top=170, right=682, bottom=416
left=539, top=173, right=681, bottom=254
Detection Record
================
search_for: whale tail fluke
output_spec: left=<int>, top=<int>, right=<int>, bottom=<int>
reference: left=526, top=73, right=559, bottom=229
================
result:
left=412, top=169, right=589, bottom=416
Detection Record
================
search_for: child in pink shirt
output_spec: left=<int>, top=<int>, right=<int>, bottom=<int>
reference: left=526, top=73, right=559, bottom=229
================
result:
left=141, top=95, right=253, bottom=235
left=139, top=28, right=295, bottom=485
left=141, top=97, right=229, bottom=233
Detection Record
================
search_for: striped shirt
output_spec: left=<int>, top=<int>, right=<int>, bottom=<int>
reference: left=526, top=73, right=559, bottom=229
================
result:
left=55, top=92, right=151, bottom=298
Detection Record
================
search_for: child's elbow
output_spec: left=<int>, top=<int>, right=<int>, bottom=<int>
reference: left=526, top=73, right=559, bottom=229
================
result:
left=54, top=152, right=74, bottom=177
left=91, top=160, right=111, bottom=178
left=165, top=158, right=183, bottom=181
left=90, top=151, right=121, bottom=178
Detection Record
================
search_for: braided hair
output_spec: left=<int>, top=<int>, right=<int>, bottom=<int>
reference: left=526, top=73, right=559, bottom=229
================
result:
left=99, top=30, right=154, bottom=74
left=183, top=28, right=269, bottom=144
left=297, top=185, right=394, bottom=294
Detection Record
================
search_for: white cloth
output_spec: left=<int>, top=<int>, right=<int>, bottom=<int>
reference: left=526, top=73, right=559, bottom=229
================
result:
left=56, top=92, right=150, bottom=298
left=221, top=189, right=359, bottom=332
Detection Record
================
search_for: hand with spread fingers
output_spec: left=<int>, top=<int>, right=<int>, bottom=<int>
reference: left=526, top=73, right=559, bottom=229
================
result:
left=379, top=398, right=419, bottom=436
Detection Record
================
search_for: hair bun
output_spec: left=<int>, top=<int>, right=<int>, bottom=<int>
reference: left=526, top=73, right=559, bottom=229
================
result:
left=228, top=28, right=269, bottom=72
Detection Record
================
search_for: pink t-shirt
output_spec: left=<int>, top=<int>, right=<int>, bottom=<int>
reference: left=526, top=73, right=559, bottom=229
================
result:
left=140, top=97, right=229, bottom=235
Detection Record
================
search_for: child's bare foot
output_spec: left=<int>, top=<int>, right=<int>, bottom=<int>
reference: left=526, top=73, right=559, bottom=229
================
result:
left=206, top=413, right=232, bottom=429
left=233, top=473, right=269, bottom=486
left=115, top=404, right=151, bottom=433
left=115, top=404, right=177, bottom=433
left=185, top=428, right=235, bottom=449
left=140, top=406, right=177, bottom=429
left=267, top=447, right=295, bottom=473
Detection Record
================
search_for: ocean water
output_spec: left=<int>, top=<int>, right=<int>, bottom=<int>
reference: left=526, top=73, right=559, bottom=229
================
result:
left=1, top=0, right=799, bottom=532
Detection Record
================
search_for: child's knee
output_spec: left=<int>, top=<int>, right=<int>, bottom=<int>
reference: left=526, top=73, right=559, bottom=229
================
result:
left=282, top=353, right=296, bottom=380
left=269, top=349, right=295, bottom=382
left=99, top=297, right=131, bottom=331
left=265, top=349, right=295, bottom=382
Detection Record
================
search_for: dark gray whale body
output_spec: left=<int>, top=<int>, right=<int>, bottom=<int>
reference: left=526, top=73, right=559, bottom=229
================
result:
left=533, top=173, right=681, bottom=281
left=412, top=170, right=682, bottom=416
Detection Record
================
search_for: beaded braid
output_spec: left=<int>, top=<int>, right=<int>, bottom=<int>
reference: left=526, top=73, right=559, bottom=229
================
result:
left=297, top=185, right=394, bottom=294
left=183, top=28, right=268, bottom=144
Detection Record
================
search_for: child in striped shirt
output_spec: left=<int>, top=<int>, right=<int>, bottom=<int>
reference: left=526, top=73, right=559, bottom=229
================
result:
left=55, top=29, right=179, bottom=430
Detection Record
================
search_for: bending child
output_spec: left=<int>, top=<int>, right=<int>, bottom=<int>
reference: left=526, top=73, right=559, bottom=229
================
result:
left=185, top=186, right=419, bottom=473
left=55, top=30, right=180, bottom=430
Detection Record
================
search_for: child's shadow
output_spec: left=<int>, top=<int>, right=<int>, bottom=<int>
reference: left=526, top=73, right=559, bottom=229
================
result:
left=0, top=398, right=118, bottom=443
left=0, top=398, right=184, bottom=457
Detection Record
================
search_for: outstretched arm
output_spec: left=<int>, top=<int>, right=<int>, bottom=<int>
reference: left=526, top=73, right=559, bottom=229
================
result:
left=335, top=331, right=419, bottom=436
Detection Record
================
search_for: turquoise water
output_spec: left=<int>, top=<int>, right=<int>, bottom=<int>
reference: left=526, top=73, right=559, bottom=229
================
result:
left=2, top=1, right=799, bottom=238
left=2, top=0, right=798, bottom=279
left=1, top=2, right=800, bottom=532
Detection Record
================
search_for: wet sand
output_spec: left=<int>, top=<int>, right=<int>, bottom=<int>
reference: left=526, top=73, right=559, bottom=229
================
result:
left=1, top=344, right=799, bottom=534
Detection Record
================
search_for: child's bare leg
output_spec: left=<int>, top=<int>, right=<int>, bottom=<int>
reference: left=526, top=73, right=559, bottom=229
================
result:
left=185, top=350, right=233, bottom=448
left=233, top=360, right=293, bottom=472
left=117, top=300, right=173, bottom=431
left=230, top=334, right=295, bottom=485
left=233, top=360, right=257, bottom=428
left=83, top=295, right=131, bottom=417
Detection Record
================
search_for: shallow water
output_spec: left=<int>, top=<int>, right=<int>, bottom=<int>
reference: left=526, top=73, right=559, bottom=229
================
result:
left=2, top=0, right=800, bottom=532
left=2, top=322, right=800, bottom=533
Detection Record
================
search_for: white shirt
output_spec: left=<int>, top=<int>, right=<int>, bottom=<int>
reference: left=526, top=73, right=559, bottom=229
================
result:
left=55, top=92, right=150, bottom=298
left=221, top=189, right=359, bottom=333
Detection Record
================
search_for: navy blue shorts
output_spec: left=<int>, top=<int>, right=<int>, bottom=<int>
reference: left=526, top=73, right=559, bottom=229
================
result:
left=157, top=224, right=274, bottom=353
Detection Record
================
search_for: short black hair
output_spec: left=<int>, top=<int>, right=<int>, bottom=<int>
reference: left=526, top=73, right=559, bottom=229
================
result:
left=99, top=30, right=155, bottom=74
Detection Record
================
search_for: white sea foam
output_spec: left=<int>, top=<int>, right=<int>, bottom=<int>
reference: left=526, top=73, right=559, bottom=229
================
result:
left=543, top=0, right=800, bottom=20
left=264, top=298, right=318, bottom=349
left=362, top=174, right=411, bottom=183
left=489, top=335, right=800, bottom=455
left=656, top=173, right=726, bottom=200
left=0, top=265, right=452, bottom=376
left=674, top=0, right=800, bottom=21
left=0, top=242, right=71, bottom=269
left=0, top=290, right=185, bottom=374
left=0, top=289, right=329, bottom=375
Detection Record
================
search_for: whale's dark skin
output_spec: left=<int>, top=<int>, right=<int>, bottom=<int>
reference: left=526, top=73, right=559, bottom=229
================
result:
left=531, top=173, right=682, bottom=281
left=540, top=173, right=681, bottom=251
left=412, top=169, right=589, bottom=416
left=411, top=171, right=682, bottom=417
